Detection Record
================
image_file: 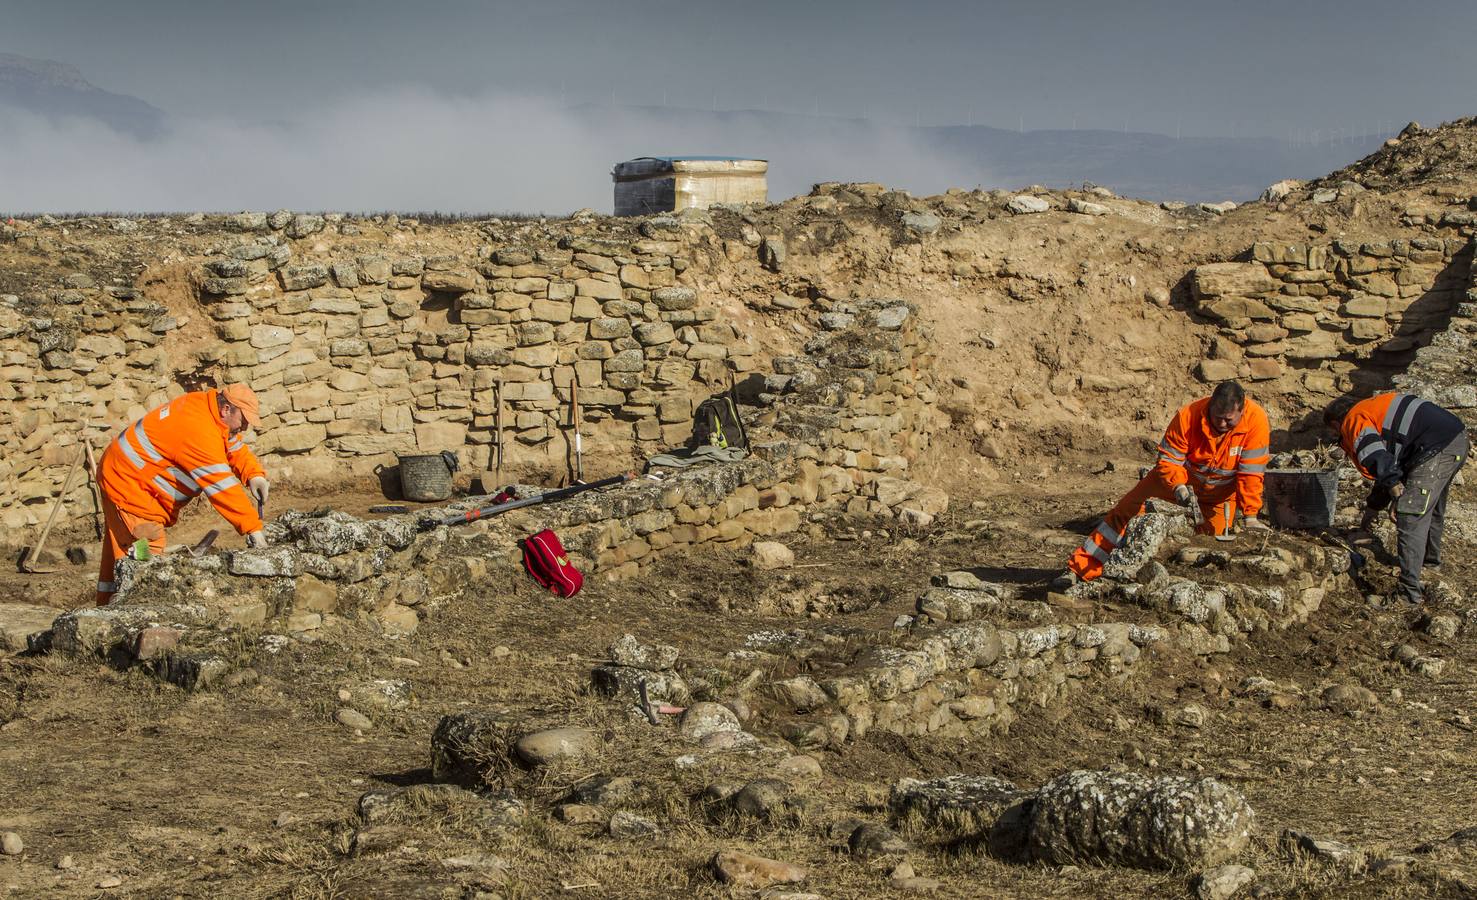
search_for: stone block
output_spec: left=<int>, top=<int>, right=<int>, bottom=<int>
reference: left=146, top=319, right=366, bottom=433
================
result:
left=576, top=278, right=623, bottom=301
left=590, top=318, right=633, bottom=340
left=1195, top=359, right=1239, bottom=383
left=422, top=269, right=477, bottom=293
left=1341, top=295, right=1387, bottom=318
left=531, top=299, right=572, bottom=323
left=415, top=420, right=467, bottom=450
left=605, top=349, right=645, bottom=373
left=1247, top=358, right=1281, bottom=380
left=250, top=325, right=293, bottom=349
left=652, top=286, right=697, bottom=311
left=1191, top=263, right=1275, bottom=299
left=258, top=422, right=327, bottom=454
left=1200, top=297, right=1276, bottom=321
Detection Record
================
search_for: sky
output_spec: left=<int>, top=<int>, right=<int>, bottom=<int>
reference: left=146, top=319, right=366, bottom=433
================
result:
left=2, top=0, right=1474, bottom=211
left=6, top=0, right=1470, bottom=136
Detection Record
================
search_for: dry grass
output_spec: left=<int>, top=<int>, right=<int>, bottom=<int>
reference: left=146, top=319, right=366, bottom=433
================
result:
left=3, top=476, right=1477, bottom=898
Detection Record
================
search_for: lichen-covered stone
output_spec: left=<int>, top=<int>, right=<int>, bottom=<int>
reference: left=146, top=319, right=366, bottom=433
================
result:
left=607, top=633, right=679, bottom=671
left=591, top=664, right=691, bottom=706
left=1103, top=512, right=1181, bottom=580
left=889, top=775, right=1032, bottom=854
left=1027, top=770, right=1254, bottom=870
left=679, top=702, right=741, bottom=742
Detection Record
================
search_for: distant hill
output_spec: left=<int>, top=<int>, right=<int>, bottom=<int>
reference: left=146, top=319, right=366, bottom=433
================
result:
left=0, top=52, right=165, bottom=139
left=577, top=104, right=1387, bottom=203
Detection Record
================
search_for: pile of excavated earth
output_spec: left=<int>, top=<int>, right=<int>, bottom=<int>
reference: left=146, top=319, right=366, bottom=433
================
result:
left=2, top=120, right=1477, bottom=897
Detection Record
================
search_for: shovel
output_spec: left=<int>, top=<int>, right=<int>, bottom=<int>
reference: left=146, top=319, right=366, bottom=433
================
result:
left=20, top=444, right=87, bottom=573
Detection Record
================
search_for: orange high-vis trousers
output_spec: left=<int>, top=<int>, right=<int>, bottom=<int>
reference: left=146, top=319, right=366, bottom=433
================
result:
left=1068, top=471, right=1237, bottom=581
left=96, top=492, right=167, bottom=606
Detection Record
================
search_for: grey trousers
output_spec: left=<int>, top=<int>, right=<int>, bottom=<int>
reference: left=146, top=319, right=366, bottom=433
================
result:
left=1395, top=430, right=1469, bottom=602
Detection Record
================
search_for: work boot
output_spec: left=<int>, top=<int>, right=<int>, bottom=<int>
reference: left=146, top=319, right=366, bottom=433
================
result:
left=1048, top=571, right=1079, bottom=593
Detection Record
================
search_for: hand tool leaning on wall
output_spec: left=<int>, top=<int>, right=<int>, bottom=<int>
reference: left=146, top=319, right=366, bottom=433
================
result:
left=567, top=379, right=584, bottom=484
left=20, top=441, right=88, bottom=574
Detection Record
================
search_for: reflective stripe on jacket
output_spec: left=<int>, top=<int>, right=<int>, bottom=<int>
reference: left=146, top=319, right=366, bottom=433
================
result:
left=98, top=389, right=266, bottom=533
left=1339, top=392, right=1465, bottom=509
left=1154, top=396, right=1271, bottom=518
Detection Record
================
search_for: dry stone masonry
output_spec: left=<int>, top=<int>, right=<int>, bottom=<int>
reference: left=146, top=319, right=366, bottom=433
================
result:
left=1190, top=236, right=1473, bottom=406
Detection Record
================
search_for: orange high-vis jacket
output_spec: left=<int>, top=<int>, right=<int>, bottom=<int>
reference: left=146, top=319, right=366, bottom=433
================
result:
left=1153, top=396, right=1271, bottom=517
left=98, top=389, right=266, bottom=534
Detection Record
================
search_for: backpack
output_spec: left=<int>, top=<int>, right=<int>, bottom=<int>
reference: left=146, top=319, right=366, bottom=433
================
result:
left=521, top=529, right=583, bottom=597
left=690, top=392, right=748, bottom=451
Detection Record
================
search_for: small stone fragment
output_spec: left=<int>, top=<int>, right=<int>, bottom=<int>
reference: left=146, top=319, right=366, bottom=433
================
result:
left=514, top=726, right=598, bottom=766
left=335, top=708, right=373, bottom=731
left=555, top=803, right=606, bottom=826
left=1280, top=829, right=1365, bottom=869
left=775, top=755, right=823, bottom=780
left=607, top=810, right=660, bottom=838
left=711, top=849, right=807, bottom=888
left=1, top=832, right=22, bottom=855
left=850, top=822, right=911, bottom=858
left=752, top=541, right=795, bottom=570
left=1195, top=863, right=1256, bottom=900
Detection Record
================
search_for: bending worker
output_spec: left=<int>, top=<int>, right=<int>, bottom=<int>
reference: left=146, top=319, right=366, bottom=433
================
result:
left=95, top=384, right=271, bottom=605
left=1055, top=381, right=1271, bottom=589
left=1326, top=392, right=1467, bottom=605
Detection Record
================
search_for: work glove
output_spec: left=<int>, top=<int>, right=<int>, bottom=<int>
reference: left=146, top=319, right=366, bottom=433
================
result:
left=1174, top=485, right=1205, bottom=527
left=248, top=476, right=270, bottom=508
left=245, top=530, right=269, bottom=549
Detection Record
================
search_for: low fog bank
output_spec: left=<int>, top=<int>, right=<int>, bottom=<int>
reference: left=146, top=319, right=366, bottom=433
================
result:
left=0, top=88, right=993, bottom=214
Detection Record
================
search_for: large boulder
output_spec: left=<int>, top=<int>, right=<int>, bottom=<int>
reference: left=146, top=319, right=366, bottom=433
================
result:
left=1027, top=770, right=1253, bottom=870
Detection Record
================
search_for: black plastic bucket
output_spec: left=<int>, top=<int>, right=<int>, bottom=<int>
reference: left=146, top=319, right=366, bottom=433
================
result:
left=398, top=451, right=458, bottom=502
left=1263, top=468, right=1340, bottom=530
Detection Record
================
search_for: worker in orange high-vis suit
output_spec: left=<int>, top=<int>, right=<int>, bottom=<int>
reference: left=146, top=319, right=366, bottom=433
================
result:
left=95, top=385, right=271, bottom=605
left=1053, top=381, right=1272, bottom=589
left=1326, top=393, right=1467, bottom=605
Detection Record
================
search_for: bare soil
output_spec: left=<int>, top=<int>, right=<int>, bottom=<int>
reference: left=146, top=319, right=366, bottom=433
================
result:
left=3, top=445, right=1476, bottom=898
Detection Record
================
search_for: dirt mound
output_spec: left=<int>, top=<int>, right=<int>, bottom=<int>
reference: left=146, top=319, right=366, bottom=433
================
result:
left=1314, top=116, right=1477, bottom=192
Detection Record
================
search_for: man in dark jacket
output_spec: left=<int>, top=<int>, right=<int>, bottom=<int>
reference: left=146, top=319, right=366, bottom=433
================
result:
left=1327, top=393, right=1468, bottom=604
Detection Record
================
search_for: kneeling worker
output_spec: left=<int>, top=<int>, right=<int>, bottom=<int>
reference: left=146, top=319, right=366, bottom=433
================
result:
left=95, top=384, right=271, bottom=605
left=1326, top=392, right=1467, bottom=605
left=1055, top=381, right=1271, bottom=589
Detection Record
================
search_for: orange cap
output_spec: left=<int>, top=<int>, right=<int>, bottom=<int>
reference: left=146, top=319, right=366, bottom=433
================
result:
left=220, top=384, right=261, bottom=428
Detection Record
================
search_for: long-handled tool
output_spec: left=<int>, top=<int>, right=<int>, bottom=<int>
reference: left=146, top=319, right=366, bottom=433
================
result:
left=494, top=377, right=505, bottom=482
left=82, top=435, right=102, bottom=540
left=432, top=472, right=633, bottom=529
left=569, top=379, right=584, bottom=484
left=20, top=443, right=88, bottom=573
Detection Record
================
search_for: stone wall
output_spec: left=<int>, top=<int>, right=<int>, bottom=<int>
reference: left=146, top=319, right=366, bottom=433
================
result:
left=47, top=299, right=944, bottom=644
left=1189, top=235, right=1474, bottom=408
left=197, top=216, right=754, bottom=471
left=1392, top=246, right=1477, bottom=419
left=0, top=212, right=780, bottom=534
